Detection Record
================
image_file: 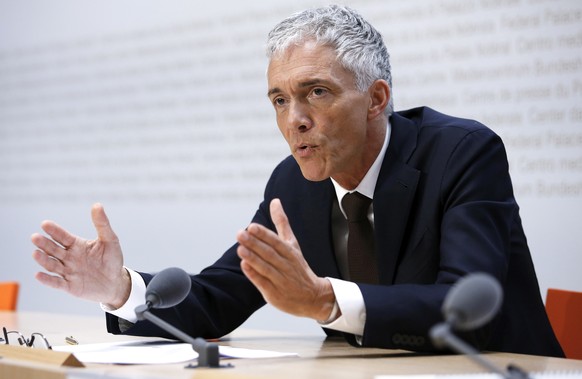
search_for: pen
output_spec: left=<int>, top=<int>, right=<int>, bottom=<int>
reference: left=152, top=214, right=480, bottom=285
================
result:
left=65, top=336, right=78, bottom=345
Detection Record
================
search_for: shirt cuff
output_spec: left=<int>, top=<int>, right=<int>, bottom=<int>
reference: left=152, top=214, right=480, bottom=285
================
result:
left=100, top=267, right=146, bottom=323
left=318, top=277, right=366, bottom=337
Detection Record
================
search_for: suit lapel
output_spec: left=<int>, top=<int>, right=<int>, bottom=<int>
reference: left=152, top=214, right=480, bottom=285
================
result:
left=295, top=179, right=342, bottom=279
left=373, top=112, right=421, bottom=284
left=292, top=110, right=423, bottom=283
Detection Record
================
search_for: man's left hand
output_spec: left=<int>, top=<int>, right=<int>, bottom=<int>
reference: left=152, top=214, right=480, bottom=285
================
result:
left=236, top=198, right=337, bottom=321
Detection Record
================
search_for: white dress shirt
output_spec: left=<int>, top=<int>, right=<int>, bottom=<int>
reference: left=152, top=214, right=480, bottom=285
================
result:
left=320, top=122, right=391, bottom=336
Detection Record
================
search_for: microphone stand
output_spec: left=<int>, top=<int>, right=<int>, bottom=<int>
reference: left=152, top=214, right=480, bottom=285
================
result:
left=135, top=304, right=227, bottom=368
left=430, top=322, right=529, bottom=379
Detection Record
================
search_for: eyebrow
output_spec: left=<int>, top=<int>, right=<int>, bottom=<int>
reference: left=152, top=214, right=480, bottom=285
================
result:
left=267, top=87, right=282, bottom=98
left=267, top=78, right=331, bottom=98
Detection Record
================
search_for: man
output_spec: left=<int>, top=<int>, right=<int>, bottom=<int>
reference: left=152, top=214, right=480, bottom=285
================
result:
left=31, top=5, right=563, bottom=356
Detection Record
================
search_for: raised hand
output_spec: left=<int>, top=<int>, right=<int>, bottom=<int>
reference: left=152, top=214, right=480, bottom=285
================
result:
left=236, top=198, right=336, bottom=321
left=31, top=203, right=131, bottom=308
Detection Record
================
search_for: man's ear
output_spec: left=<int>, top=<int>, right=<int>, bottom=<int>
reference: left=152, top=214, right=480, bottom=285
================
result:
left=367, top=79, right=390, bottom=120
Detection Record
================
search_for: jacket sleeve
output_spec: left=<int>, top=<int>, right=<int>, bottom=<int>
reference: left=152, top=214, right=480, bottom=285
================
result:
left=105, top=174, right=283, bottom=340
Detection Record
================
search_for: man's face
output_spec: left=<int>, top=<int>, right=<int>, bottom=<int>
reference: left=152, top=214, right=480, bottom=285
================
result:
left=267, top=42, right=377, bottom=188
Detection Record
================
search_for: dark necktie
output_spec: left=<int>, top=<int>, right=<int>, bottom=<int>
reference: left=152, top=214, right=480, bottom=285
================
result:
left=341, top=192, right=379, bottom=284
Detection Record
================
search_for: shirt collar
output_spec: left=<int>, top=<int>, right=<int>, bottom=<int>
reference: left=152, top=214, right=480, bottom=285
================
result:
left=331, top=120, right=391, bottom=204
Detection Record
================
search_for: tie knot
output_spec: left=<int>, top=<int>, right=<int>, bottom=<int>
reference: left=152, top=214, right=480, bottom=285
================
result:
left=341, top=192, right=372, bottom=222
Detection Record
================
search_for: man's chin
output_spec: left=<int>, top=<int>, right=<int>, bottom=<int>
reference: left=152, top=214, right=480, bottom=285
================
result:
left=298, top=167, right=330, bottom=183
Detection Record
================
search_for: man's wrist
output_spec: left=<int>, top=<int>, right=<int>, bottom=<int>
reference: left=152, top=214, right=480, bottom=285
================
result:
left=317, top=277, right=366, bottom=336
left=104, top=267, right=132, bottom=310
left=101, top=268, right=145, bottom=323
left=317, top=299, right=340, bottom=324
left=315, top=278, right=341, bottom=324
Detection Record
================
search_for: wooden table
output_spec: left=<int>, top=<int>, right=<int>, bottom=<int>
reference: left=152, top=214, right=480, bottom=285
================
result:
left=1, top=311, right=581, bottom=379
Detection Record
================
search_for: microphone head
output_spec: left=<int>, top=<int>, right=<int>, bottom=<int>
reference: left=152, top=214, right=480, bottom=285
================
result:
left=442, top=272, right=503, bottom=331
left=145, top=267, right=192, bottom=309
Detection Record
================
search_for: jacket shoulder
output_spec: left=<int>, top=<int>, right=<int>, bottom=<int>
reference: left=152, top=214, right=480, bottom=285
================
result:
left=395, top=106, right=495, bottom=136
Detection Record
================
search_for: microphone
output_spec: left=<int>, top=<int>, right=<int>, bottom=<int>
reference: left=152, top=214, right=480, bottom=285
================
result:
left=430, top=272, right=529, bottom=379
left=441, top=271, right=503, bottom=331
left=134, top=267, right=225, bottom=368
left=145, top=266, right=191, bottom=309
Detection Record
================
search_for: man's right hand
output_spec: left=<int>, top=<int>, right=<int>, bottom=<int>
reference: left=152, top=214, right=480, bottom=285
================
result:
left=31, top=203, right=131, bottom=309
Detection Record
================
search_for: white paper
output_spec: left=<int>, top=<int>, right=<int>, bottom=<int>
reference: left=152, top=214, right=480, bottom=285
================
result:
left=219, top=345, right=298, bottom=359
left=375, top=373, right=582, bottom=379
left=53, top=340, right=298, bottom=364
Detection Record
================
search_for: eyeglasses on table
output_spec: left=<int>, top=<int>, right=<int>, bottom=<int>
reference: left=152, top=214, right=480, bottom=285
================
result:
left=1, top=326, right=52, bottom=349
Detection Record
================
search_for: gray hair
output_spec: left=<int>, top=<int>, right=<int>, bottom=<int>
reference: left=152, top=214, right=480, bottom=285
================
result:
left=266, top=5, right=393, bottom=116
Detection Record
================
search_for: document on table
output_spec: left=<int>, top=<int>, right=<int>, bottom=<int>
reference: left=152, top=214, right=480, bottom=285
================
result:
left=53, top=340, right=298, bottom=364
left=375, top=373, right=582, bottom=379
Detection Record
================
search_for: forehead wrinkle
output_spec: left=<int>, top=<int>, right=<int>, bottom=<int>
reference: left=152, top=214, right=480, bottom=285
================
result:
left=299, top=78, right=328, bottom=88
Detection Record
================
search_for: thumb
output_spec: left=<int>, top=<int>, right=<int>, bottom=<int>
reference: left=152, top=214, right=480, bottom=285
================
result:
left=270, top=199, right=296, bottom=243
left=91, top=203, right=119, bottom=243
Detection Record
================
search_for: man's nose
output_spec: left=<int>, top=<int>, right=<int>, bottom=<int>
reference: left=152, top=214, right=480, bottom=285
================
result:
left=287, top=101, right=313, bottom=132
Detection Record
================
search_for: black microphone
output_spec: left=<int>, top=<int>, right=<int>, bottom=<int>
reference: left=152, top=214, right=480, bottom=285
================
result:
left=441, top=271, right=503, bottom=331
left=145, top=267, right=191, bottom=309
left=134, top=267, right=226, bottom=368
left=430, top=272, right=529, bottom=379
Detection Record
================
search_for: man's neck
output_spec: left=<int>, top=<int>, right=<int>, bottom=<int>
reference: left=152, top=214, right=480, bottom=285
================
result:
left=331, top=120, right=391, bottom=200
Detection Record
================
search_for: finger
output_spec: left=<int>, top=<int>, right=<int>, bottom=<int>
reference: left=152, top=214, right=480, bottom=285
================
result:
left=242, top=222, right=295, bottom=260
left=31, top=232, right=68, bottom=261
left=269, top=199, right=297, bottom=244
left=239, top=257, right=276, bottom=296
left=237, top=227, right=289, bottom=268
left=32, top=249, right=65, bottom=275
left=39, top=220, right=77, bottom=250
left=240, top=258, right=265, bottom=284
left=241, top=225, right=278, bottom=250
left=35, top=271, right=67, bottom=291
left=91, top=203, right=119, bottom=243
left=237, top=232, right=281, bottom=270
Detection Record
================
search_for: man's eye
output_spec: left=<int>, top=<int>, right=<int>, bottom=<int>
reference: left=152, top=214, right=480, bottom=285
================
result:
left=312, top=88, right=327, bottom=97
left=273, top=98, right=286, bottom=106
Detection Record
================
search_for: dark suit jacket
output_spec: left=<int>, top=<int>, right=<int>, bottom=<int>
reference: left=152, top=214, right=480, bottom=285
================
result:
left=107, top=107, right=564, bottom=357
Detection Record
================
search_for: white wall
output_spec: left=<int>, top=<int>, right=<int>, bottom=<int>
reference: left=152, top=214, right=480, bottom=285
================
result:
left=1, top=0, right=581, bottom=335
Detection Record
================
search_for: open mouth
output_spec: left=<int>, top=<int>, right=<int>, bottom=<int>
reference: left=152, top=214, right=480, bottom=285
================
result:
left=295, top=142, right=317, bottom=151
left=295, top=144, right=318, bottom=157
